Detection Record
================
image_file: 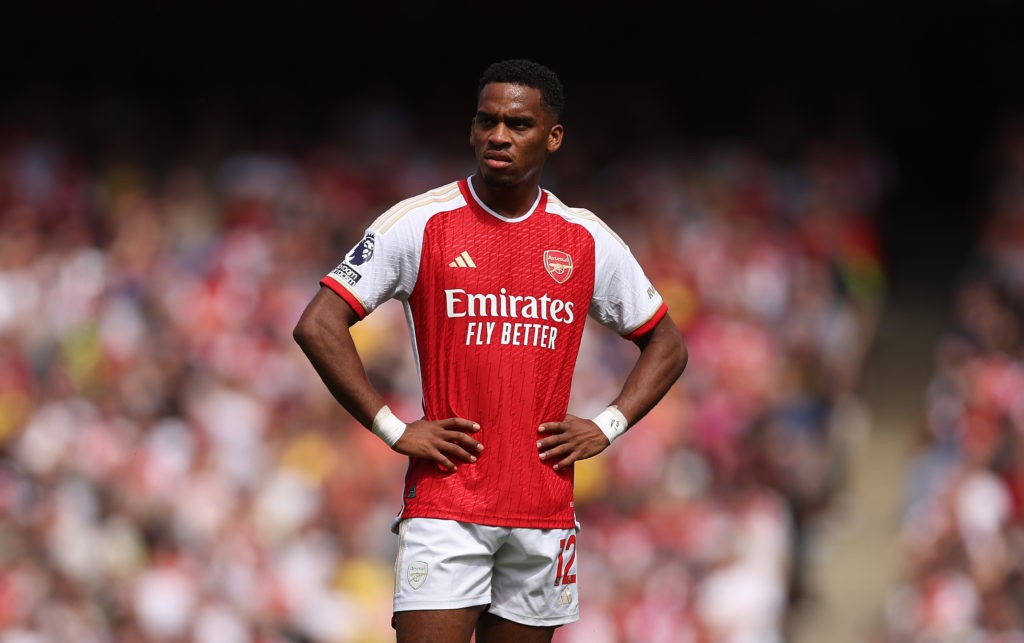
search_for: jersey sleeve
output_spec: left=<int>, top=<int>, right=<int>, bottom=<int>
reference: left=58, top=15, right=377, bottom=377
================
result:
left=319, top=218, right=422, bottom=319
left=588, top=225, right=667, bottom=339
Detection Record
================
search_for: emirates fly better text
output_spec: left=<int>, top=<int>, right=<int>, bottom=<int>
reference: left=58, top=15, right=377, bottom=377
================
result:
left=444, top=288, right=574, bottom=350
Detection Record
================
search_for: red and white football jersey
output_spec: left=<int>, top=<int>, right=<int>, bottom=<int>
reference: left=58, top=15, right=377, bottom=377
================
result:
left=321, top=178, right=667, bottom=529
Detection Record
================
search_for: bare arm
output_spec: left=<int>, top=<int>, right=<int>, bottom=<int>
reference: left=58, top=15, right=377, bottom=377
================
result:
left=293, top=287, right=482, bottom=470
left=293, top=287, right=385, bottom=428
left=537, top=313, right=688, bottom=469
left=610, top=312, right=689, bottom=426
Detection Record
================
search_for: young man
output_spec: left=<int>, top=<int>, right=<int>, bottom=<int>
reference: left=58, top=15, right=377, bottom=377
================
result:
left=293, top=58, right=688, bottom=643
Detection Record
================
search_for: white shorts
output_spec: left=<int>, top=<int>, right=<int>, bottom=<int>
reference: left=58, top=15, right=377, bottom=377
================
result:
left=393, top=518, right=580, bottom=627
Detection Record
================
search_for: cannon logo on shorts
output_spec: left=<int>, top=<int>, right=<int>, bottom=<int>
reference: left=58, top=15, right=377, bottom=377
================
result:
left=408, top=561, right=428, bottom=590
left=543, top=250, right=573, bottom=284
left=557, top=585, right=574, bottom=607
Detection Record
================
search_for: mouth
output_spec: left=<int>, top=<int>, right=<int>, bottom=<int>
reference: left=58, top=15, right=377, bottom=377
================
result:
left=483, top=152, right=513, bottom=169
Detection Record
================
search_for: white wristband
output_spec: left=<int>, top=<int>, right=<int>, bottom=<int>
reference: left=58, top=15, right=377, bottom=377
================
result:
left=371, top=405, right=407, bottom=447
left=592, top=405, right=628, bottom=444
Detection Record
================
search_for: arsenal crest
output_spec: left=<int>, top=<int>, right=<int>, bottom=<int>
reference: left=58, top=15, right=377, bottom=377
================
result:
left=544, top=250, right=573, bottom=284
left=408, top=561, right=428, bottom=590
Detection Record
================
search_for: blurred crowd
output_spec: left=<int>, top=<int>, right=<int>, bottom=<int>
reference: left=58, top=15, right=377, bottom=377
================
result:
left=871, top=116, right=1024, bottom=642
left=0, top=98, right=889, bottom=643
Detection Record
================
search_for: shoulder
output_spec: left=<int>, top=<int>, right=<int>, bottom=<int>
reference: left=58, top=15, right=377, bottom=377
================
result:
left=370, top=181, right=466, bottom=233
left=542, top=190, right=629, bottom=250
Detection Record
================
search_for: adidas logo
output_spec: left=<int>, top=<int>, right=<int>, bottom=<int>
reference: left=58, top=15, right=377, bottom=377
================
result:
left=448, top=251, right=477, bottom=268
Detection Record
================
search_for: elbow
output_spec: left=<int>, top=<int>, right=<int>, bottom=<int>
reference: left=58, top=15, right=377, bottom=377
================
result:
left=674, top=340, right=689, bottom=380
left=663, top=320, right=688, bottom=383
left=292, top=320, right=307, bottom=349
left=294, top=288, right=356, bottom=356
left=293, top=311, right=317, bottom=353
left=641, top=314, right=689, bottom=383
left=662, top=315, right=688, bottom=378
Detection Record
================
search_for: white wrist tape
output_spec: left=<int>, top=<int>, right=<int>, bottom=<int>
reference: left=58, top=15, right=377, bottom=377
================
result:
left=592, top=405, right=628, bottom=444
left=371, top=405, right=407, bottom=447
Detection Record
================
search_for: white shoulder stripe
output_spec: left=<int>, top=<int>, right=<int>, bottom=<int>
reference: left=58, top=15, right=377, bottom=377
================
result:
left=544, top=191, right=629, bottom=250
left=372, top=182, right=463, bottom=233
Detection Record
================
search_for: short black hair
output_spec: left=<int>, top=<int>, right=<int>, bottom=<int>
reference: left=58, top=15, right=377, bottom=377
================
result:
left=477, top=59, right=565, bottom=122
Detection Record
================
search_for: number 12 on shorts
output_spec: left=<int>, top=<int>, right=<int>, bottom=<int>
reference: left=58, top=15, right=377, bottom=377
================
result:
left=554, top=535, right=577, bottom=586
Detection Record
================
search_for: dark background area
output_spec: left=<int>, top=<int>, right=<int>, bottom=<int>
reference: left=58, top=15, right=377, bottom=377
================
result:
left=4, top=1, right=1024, bottom=300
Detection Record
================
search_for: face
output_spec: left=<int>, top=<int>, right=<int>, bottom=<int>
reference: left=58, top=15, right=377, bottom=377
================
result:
left=470, top=83, right=563, bottom=189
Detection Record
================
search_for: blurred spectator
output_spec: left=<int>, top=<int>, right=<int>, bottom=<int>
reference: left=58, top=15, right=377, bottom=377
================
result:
left=874, top=113, right=1024, bottom=642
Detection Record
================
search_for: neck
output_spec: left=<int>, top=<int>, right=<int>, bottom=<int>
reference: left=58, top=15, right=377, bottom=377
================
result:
left=470, top=175, right=540, bottom=220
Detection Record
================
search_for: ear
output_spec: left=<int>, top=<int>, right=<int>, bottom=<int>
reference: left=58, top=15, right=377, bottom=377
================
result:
left=546, top=124, right=564, bottom=153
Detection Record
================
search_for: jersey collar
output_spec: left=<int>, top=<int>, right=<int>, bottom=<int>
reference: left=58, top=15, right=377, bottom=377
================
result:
left=464, top=175, right=544, bottom=222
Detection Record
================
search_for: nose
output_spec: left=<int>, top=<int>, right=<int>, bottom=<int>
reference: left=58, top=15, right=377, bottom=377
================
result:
left=488, top=123, right=512, bottom=146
